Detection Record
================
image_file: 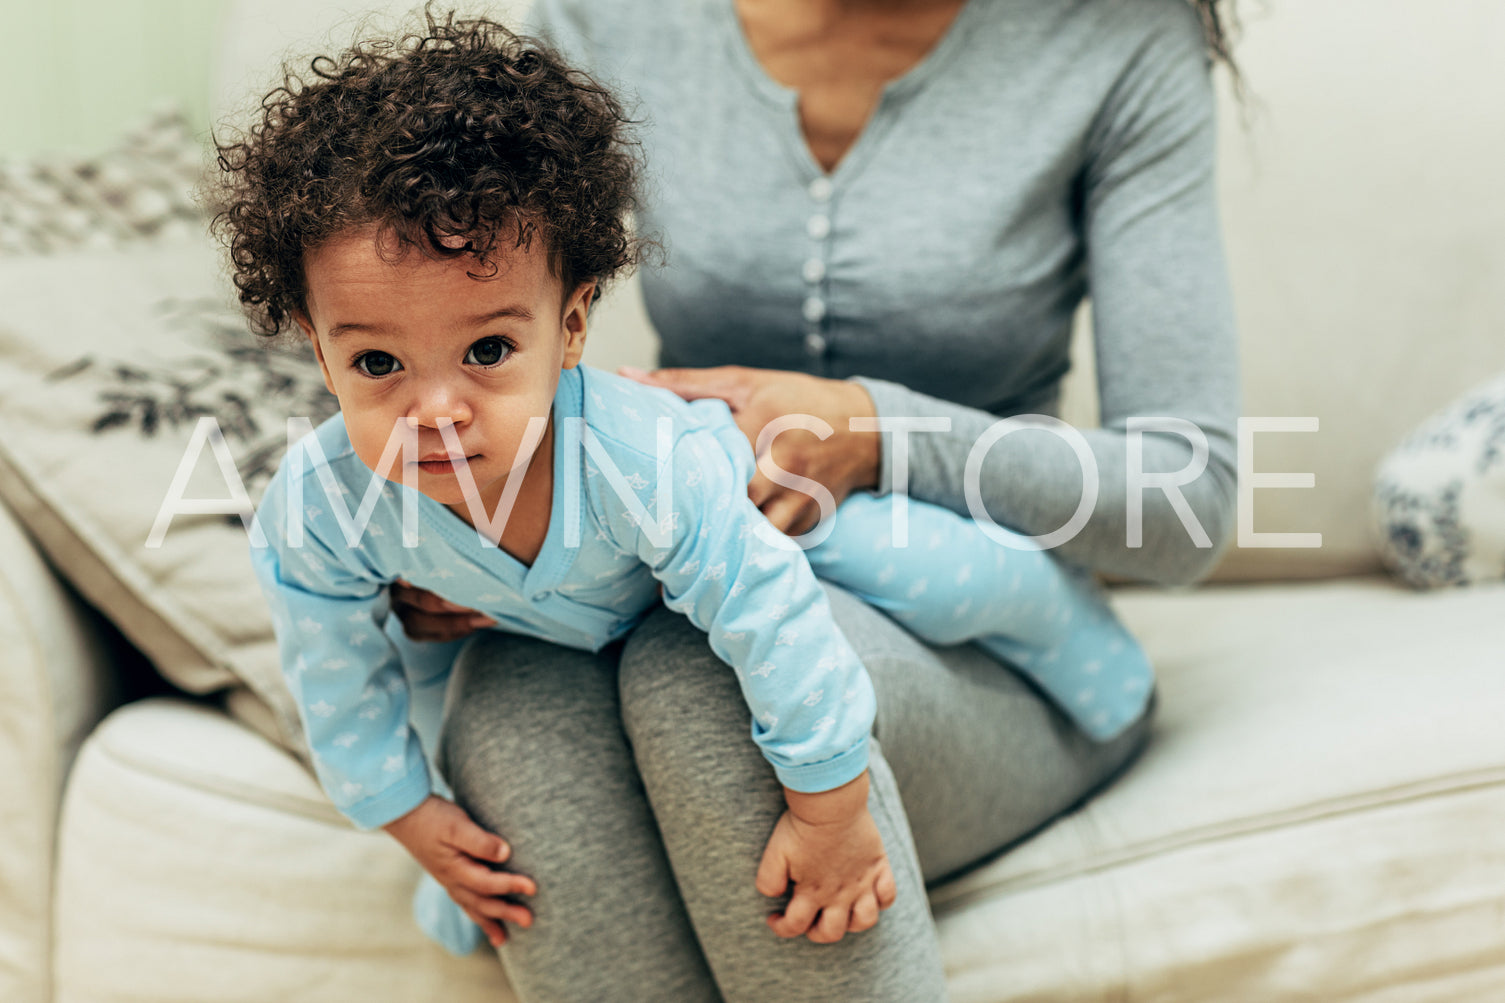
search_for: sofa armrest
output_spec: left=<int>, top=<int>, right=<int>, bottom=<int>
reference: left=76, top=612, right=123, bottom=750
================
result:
left=0, top=496, right=125, bottom=1003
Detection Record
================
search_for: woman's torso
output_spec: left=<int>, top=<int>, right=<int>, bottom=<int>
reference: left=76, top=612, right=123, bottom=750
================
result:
left=532, top=0, right=1194, bottom=417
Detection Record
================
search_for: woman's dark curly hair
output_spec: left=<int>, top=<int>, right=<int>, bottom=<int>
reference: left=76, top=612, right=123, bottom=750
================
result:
left=204, top=4, right=648, bottom=338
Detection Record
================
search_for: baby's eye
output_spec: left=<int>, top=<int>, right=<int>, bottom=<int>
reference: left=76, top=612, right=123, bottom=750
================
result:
left=464, top=337, right=513, bottom=367
left=353, top=351, right=402, bottom=378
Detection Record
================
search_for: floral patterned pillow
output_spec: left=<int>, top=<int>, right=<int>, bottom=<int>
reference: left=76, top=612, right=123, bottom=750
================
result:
left=0, top=235, right=334, bottom=756
left=1372, top=374, right=1505, bottom=588
left=0, top=104, right=205, bottom=257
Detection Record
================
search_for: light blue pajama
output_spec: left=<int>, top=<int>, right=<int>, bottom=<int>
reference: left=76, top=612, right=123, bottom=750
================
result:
left=249, top=364, right=1151, bottom=955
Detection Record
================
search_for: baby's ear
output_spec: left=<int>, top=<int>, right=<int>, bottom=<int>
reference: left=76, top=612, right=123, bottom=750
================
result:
left=560, top=281, right=595, bottom=370
left=294, top=310, right=338, bottom=396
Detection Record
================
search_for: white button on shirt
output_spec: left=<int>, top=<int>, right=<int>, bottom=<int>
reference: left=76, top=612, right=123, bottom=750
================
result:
left=807, top=176, right=834, bottom=202
left=802, top=296, right=826, bottom=323
left=806, top=214, right=830, bottom=240
left=804, top=331, right=828, bottom=356
left=802, top=258, right=826, bottom=284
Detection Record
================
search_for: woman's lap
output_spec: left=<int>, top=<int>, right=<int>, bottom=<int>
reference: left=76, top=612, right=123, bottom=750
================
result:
left=438, top=587, right=1154, bottom=1001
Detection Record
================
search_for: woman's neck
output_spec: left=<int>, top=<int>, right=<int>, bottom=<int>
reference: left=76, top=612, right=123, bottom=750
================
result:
left=733, top=0, right=967, bottom=172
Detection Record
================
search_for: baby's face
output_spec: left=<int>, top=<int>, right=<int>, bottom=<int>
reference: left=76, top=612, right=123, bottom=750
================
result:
left=295, top=226, right=590, bottom=512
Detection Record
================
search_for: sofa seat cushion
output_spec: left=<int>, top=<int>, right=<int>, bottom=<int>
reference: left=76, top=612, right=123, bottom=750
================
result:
left=933, top=575, right=1505, bottom=1001
left=52, top=698, right=516, bottom=1003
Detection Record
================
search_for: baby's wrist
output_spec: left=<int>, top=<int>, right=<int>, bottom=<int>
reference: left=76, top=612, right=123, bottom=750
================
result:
left=782, top=769, right=869, bottom=827
left=381, top=793, right=442, bottom=843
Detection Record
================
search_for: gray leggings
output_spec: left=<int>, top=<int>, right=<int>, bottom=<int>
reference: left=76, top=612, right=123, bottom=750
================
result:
left=437, top=583, right=1154, bottom=1003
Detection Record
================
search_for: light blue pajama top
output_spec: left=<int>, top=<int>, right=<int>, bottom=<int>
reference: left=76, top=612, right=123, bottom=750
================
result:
left=250, top=365, right=879, bottom=837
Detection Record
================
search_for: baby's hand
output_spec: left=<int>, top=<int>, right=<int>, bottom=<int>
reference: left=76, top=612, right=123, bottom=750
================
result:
left=755, top=771, right=897, bottom=944
left=383, top=795, right=536, bottom=947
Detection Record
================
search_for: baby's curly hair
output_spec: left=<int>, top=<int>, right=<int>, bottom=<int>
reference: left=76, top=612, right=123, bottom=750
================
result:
left=204, top=4, right=648, bottom=338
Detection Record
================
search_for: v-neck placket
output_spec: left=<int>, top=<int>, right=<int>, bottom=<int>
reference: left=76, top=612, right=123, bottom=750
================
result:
left=715, top=0, right=980, bottom=372
left=418, top=368, right=583, bottom=605
left=716, top=0, right=980, bottom=191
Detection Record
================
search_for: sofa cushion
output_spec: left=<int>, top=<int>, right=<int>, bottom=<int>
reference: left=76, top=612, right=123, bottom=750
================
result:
left=53, top=699, right=515, bottom=1003
left=53, top=577, right=1505, bottom=1001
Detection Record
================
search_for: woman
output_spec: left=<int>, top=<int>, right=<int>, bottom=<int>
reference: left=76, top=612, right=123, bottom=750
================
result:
left=401, top=0, right=1241, bottom=999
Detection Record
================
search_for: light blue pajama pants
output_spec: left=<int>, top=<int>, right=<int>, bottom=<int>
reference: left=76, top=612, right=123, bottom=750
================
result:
left=803, top=490, right=1153, bottom=741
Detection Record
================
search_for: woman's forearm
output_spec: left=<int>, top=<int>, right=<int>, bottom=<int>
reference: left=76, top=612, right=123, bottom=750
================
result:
left=853, top=376, right=1238, bottom=585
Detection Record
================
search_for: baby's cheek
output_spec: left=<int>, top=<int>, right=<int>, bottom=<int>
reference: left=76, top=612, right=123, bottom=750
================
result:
left=347, top=416, right=414, bottom=483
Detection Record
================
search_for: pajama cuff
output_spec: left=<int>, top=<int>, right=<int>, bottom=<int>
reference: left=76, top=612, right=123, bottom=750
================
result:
left=771, top=737, right=870, bottom=794
left=343, top=768, right=434, bottom=831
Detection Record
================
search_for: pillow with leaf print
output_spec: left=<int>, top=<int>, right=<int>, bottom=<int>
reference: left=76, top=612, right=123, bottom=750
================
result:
left=0, top=235, right=336, bottom=754
left=1371, top=372, right=1505, bottom=589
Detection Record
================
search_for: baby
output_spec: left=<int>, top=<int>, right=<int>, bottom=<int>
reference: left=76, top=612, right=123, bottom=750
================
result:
left=210, top=9, right=1153, bottom=957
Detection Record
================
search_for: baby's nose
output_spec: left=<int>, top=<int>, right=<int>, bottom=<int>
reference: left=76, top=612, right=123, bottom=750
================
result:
left=408, top=379, right=472, bottom=428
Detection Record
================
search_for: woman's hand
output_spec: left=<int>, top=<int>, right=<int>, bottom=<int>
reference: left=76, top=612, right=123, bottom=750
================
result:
left=621, top=365, right=881, bottom=536
left=755, top=771, right=897, bottom=943
left=384, top=795, right=537, bottom=948
left=390, top=578, right=495, bottom=642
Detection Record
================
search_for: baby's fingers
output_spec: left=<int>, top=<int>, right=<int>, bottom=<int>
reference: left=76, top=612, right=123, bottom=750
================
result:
left=767, top=888, right=820, bottom=939
left=455, top=887, right=534, bottom=931
left=848, top=891, right=880, bottom=933
left=462, top=860, right=537, bottom=900
left=809, top=901, right=852, bottom=944
left=457, top=901, right=508, bottom=948
left=448, top=819, right=511, bottom=866
left=754, top=840, right=789, bottom=899
left=875, top=862, right=897, bottom=910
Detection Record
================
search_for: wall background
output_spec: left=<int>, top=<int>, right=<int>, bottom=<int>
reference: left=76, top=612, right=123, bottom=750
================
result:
left=0, top=0, right=228, bottom=159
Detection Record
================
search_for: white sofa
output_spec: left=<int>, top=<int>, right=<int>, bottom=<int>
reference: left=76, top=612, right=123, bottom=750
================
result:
left=8, top=2, right=1505, bottom=1001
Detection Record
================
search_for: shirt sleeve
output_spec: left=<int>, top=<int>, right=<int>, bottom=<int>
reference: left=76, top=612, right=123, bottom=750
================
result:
left=854, top=3, right=1239, bottom=587
left=249, top=476, right=432, bottom=831
left=591, top=428, right=877, bottom=793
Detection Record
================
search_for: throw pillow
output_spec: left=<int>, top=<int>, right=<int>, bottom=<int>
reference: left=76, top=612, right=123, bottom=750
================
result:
left=0, top=236, right=333, bottom=753
left=1371, top=373, right=1505, bottom=588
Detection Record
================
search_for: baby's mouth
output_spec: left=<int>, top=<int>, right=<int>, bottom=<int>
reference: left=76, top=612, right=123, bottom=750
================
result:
left=415, top=453, right=477, bottom=474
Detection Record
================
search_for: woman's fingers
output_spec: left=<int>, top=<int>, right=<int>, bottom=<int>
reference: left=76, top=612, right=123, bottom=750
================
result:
left=747, top=471, right=776, bottom=509
left=393, top=609, right=490, bottom=642
left=759, top=491, right=814, bottom=536
left=620, top=364, right=753, bottom=407
left=391, top=579, right=473, bottom=614
left=747, top=470, right=828, bottom=538
left=390, top=580, right=494, bottom=641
